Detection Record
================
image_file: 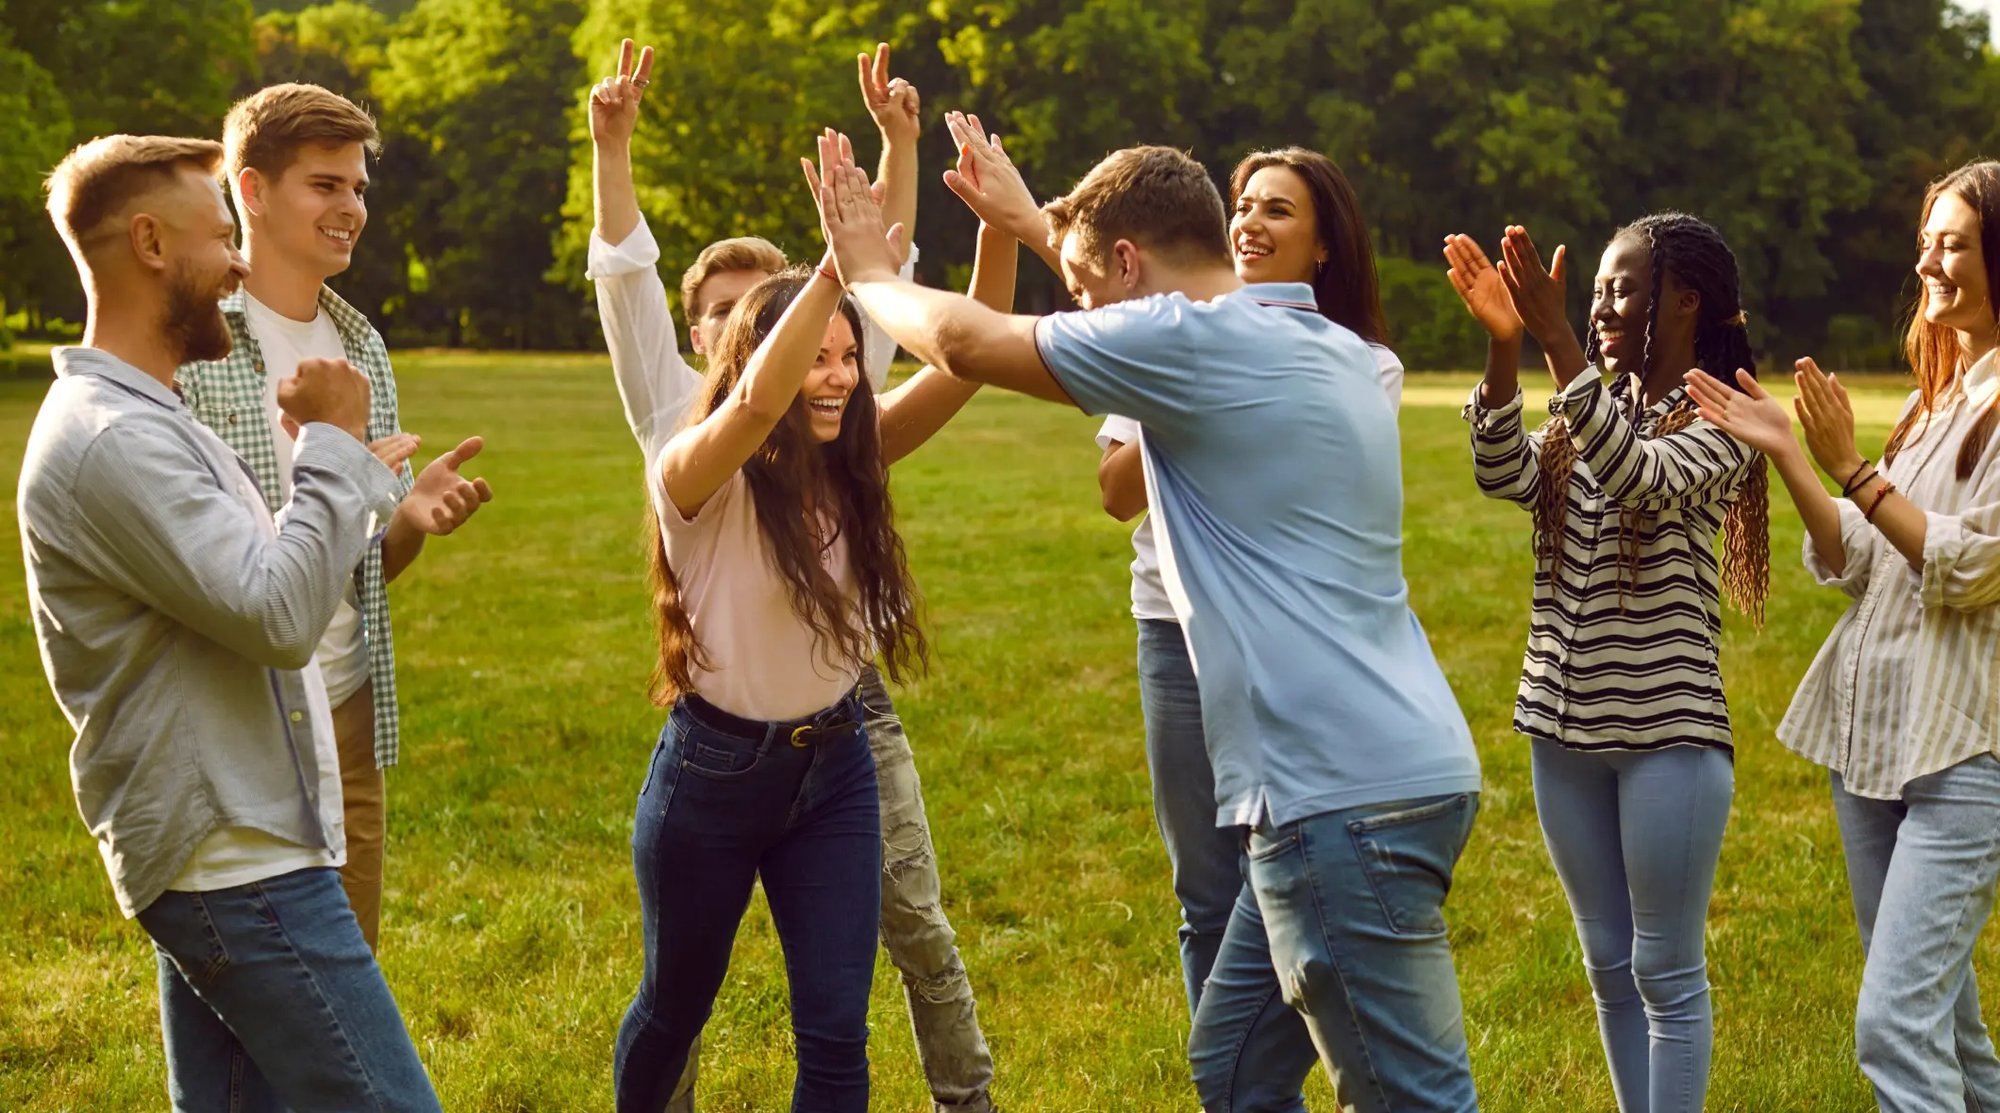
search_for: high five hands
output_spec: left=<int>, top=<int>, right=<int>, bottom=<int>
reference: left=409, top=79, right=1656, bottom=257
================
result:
left=942, top=112, right=1042, bottom=244
left=803, top=130, right=904, bottom=287
left=590, top=38, right=654, bottom=148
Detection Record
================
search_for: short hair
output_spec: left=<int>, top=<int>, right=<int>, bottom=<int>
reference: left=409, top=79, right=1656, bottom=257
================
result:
left=44, top=134, right=225, bottom=252
left=1041, top=146, right=1229, bottom=266
left=222, top=83, right=381, bottom=187
left=680, top=236, right=788, bottom=316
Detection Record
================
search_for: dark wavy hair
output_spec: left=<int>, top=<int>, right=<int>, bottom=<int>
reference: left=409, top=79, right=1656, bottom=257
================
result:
left=645, top=269, right=927, bottom=703
left=1229, top=147, right=1388, bottom=345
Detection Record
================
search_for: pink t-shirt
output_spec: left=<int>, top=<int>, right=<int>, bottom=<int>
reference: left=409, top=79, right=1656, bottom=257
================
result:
left=654, top=468, right=863, bottom=720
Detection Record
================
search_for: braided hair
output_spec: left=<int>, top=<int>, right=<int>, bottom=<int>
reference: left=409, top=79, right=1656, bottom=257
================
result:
left=1532, top=211, right=1770, bottom=626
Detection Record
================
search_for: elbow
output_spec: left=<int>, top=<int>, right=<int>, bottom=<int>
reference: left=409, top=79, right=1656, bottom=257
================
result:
left=1101, top=487, right=1142, bottom=522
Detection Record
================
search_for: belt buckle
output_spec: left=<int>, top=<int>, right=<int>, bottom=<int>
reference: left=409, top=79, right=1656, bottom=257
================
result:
left=790, top=724, right=813, bottom=749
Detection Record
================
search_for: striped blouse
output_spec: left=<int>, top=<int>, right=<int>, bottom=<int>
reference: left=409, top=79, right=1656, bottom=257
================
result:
left=1780, top=351, right=2000, bottom=800
left=1463, top=370, right=1758, bottom=753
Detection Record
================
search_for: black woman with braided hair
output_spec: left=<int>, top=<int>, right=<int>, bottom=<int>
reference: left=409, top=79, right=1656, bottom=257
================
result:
left=1442, top=214, right=1770, bottom=1113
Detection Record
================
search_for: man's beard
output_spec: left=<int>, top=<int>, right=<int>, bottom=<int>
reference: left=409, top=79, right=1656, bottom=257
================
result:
left=163, top=260, right=233, bottom=365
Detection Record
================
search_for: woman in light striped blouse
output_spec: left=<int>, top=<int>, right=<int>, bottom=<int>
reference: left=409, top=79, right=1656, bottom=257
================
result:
left=1689, top=160, right=2000, bottom=1113
left=1443, top=213, right=1769, bottom=1113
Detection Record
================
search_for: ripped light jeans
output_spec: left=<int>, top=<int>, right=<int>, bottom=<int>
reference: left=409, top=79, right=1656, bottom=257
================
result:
left=666, top=665, right=995, bottom=1113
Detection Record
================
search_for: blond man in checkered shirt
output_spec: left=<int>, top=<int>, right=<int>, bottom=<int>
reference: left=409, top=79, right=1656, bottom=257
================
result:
left=177, top=84, right=494, bottom=951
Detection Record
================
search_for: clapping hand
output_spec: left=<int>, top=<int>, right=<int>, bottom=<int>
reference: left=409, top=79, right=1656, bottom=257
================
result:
left=1684, top=368, right=1800, bottom=461
left=1442, top=234, right=1524, bottom=342
left=1792, top=358, right=1866, bottom=481
left=1496, top=225, right=1571, bottom=347
left=398, top=436, right=494, bottom=535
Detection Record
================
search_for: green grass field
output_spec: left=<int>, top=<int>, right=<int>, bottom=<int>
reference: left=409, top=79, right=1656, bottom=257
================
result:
left=0, top=351, right=1969, bottom=1110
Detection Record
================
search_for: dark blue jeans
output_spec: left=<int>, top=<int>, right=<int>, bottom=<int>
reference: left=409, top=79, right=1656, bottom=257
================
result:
left=614, top=691, right=882, bottom=1113
left=137, top=866, right=440, bottom=1112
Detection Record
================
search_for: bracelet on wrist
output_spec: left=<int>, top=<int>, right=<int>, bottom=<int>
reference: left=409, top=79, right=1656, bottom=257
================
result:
left=1842, top=467, right=1879, bottom=500
left=1864, top=479, right=1899, bottom=523
left=1840, top=458, right=1874, bottom=497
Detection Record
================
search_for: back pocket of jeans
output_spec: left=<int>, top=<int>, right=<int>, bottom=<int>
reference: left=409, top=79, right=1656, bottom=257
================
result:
left=1346, top=794, right=1476, bottom=938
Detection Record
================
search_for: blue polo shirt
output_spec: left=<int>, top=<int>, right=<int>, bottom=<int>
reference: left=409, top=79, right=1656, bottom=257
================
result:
left=1036, top=282, right=1479, bottom=828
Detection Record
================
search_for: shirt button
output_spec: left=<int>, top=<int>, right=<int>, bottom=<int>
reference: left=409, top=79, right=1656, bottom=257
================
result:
left=289, top=710, right=304, bottom=723
left=227, top=412, right=238, bottom=425
left=254, top=360, right=265, bottom=374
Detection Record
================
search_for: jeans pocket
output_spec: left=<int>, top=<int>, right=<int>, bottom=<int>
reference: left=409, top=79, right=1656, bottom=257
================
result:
left=638, top=729, right=671, bottom=798
left=1346, top=793, right=1476, bottom=938
left=1247, top=829, right=1300, bottom=863
left=139, top=890, right=235, bottom=985
left=680, top=722, right=770, bottom=780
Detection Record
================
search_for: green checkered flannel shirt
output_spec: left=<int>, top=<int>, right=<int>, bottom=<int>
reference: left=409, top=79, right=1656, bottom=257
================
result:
left=176, top=286, right=414, bottom=769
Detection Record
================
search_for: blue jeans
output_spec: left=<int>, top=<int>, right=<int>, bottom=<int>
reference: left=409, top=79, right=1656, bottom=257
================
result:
left=1137, top=618, right=1312, bottom=1110
left=615, top=691, right=882, bottom=1113
left=1531, top=740, right=1732, bottom=1113
left=1833, top=756, right=2000, bottom=1113
left=1189, top=792, right=1481, bottom=1113
left=136, top=866, right=440, bottom=1112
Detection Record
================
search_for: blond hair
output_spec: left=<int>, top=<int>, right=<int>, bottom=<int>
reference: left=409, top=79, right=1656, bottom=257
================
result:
left=1041, top=146, right=1229, bottom=266
left=44, top=134, right=224, bottom=254
left=222, top=83, right=380, bottom=187
left=679, top=236, right=787, bottom=316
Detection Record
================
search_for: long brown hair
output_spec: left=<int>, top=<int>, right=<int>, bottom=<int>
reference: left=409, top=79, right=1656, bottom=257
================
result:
left=1228, top=148, right=1388, bottom=346
left=1883, top=160, right=2000, bottom=480
left=1534, top=212, right=1770, bottom=626
left=645, top=270, right=927, bottom=704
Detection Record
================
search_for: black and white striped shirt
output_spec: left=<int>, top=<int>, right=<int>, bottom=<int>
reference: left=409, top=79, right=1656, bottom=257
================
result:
left=1463, top=371, right=1758, bottom=753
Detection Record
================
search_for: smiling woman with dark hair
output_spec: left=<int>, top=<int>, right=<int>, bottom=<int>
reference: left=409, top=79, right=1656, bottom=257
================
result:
left=1443, top=212, right=1768, bottom=1113
left=1691, top=159, right=2000, bottom=1112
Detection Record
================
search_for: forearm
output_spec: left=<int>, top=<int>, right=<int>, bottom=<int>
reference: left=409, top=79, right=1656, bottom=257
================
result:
left=878, top=136, right=917, bottom=261
left=847, top=277, right=1064, bottom=402
left=875, top=226, right=1019, bottom=462
left=1851, top=471, right=1930, bottom=569
left=1477, top=334, right=1523, bottom=410
left=381, top=514, right=424, bottom=583
left=1099, top=440, right=1147, bottom=520
left=1534, top=323, right=1590, bottom=390
left=1774, top=448, right=1851, bottom=576
left=594, top=141, right=640, bottom=247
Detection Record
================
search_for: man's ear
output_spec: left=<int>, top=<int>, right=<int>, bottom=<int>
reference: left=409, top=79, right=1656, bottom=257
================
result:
left=1112, top=239, right=1142, bottom=291
left=236, top=166, right=266, bottom=219
left=128, top=213, right=169, bottom=273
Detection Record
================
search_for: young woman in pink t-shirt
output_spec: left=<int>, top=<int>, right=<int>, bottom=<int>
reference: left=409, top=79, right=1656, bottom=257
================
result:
left=611, top=133, right=1014, bottom=1113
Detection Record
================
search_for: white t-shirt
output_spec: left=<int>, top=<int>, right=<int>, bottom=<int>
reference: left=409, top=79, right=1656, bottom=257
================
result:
left=168, top=461, right=346, bottom=892
left=243, top=294, right=372, bottom=707
left=1099, top=342, right=1406, bottom=622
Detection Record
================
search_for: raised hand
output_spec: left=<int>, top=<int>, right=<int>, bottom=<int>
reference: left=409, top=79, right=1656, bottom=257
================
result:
left=1442, top=234, right=1524, bottom=341
left=277, top=357, right=372, bottom=442
left=1497, top=225, right=1571, bottom=346
left=942, top=112, right=1044, bottom=245
left=858, top=43, right=920, bottom=146
left=1684, top=368, right=1799, bottom=460
left=399, top=436, right=494, bottom=535
left=589, top=38, right=655, bottom=149
left=804, top=129, right=905, bottom=286
left=1793, top=358, right=1866, bottom=481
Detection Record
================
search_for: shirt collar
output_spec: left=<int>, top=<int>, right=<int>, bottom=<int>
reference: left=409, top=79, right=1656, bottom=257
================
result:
left=220, top=283, right=364, bottom=344
left=52, top=346, right=186, bottom=409
left=1963, top=348, right=2000, bottom=403
left=1237, top=281, right=1320, bottom=313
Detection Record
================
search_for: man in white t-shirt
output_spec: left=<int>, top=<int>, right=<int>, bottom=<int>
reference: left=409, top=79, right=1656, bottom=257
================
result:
left=178, top=83, right=494, bottom=952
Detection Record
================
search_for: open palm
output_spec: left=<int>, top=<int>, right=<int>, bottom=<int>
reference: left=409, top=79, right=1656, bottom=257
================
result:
left=1684, top=369, right=1795, bottom=458
left=1443, top=234, right=1523, bottom=341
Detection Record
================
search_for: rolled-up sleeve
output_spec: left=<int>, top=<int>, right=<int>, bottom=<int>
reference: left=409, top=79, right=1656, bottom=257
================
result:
left=1918, top=502, right=2000, bottom=611
left=1804, top=497, right=1882, bottom=599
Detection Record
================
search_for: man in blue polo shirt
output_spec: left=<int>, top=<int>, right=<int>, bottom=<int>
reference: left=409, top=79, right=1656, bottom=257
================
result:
left=803, top=132, right=1482, bottom=1111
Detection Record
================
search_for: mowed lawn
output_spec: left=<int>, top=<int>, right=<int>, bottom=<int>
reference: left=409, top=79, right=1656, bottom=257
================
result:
left=0, top=350, right=1968, bottom=1111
